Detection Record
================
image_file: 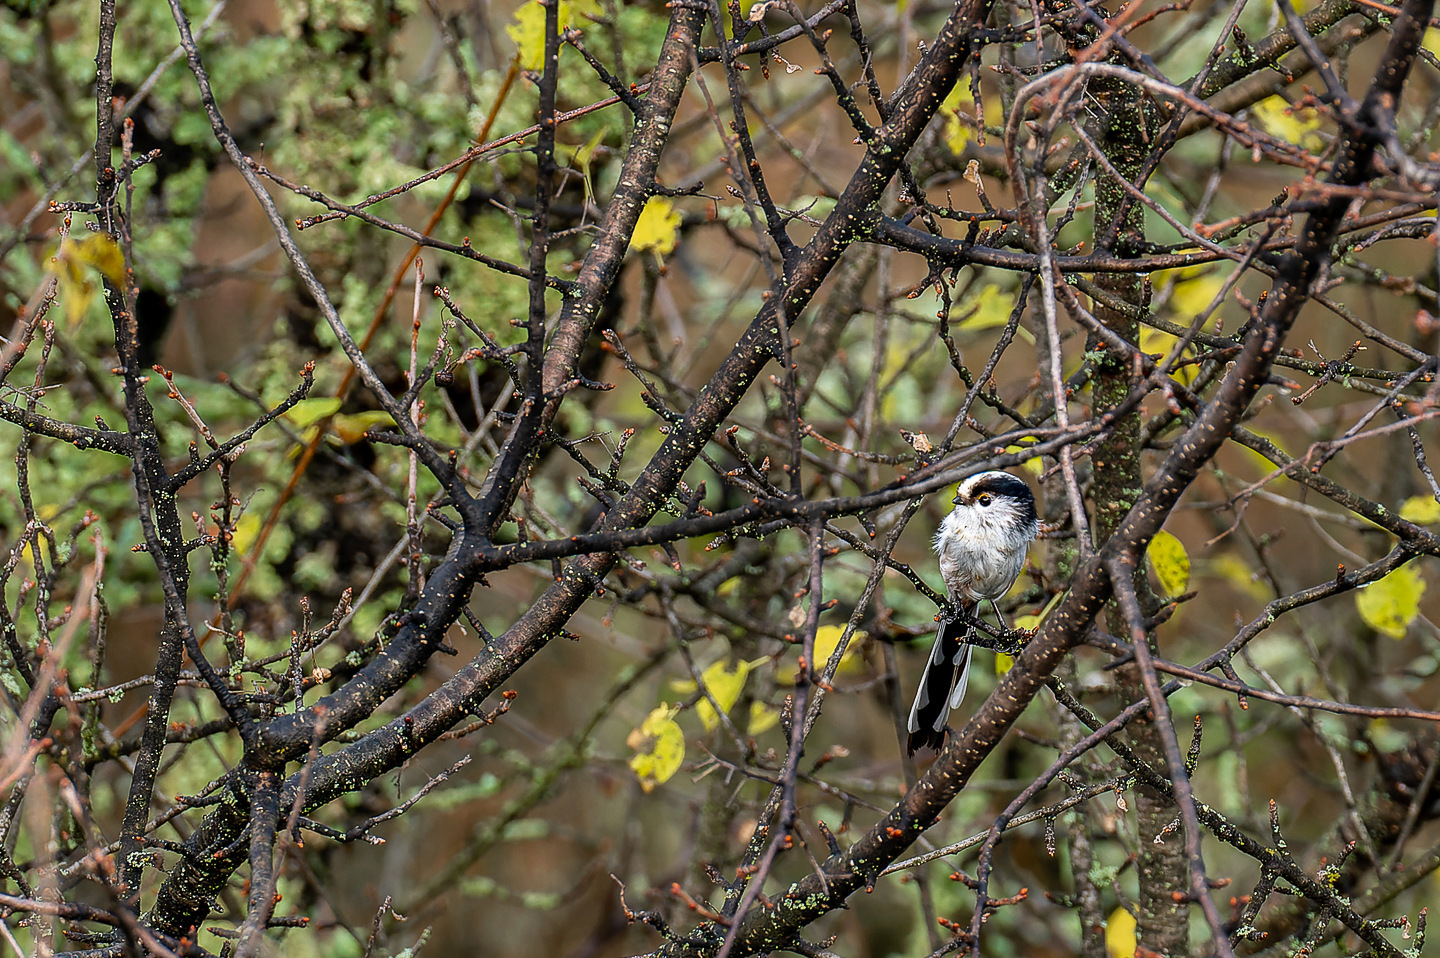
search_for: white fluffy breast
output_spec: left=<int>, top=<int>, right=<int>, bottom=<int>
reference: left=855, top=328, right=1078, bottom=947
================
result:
left=933, top=497, right=1035, bottom=601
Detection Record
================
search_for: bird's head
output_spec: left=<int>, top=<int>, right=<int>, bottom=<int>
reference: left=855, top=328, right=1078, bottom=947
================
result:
left=950, top=471, right=1038, bottom=530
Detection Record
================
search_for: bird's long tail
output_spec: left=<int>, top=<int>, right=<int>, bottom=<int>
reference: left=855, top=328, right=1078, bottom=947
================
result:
left=906, top=601, right=977, bottom=755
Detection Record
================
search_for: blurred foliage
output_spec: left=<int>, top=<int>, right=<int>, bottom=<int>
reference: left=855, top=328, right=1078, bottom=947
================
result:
left=1, top=0, right=1439, bottom=956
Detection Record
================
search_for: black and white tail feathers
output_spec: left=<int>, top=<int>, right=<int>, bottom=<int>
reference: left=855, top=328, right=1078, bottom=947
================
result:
left=906, top=601, right=977, bottom=755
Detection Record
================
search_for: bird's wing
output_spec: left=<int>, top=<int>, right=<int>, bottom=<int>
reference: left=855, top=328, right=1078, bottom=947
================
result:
left=948, top=642, right=972, bottom=712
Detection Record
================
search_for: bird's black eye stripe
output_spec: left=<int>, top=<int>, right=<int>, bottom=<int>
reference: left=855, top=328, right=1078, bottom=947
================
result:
left=961, top=473, right=1038, bottom=525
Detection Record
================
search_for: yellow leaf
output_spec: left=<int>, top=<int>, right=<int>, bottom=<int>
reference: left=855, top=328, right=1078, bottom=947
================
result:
left=331, top=411, right=395, bottom=444
left=1105, top=907, right=1137, bottom=958
left=563, top=127, right=608, bottom=171
left=1003, top=611, right=1036, bottom=672
left=285, top=397, right=342, bottom=429
left=1356, top=564, right=1425, bottom=639
left=1013, top=590, right=1063, bottom=635
left=1400, top=496, right=1440, bottom=525
left=942, top=84, right=973, bottom=112
left=1169, top=269, right=1224, bottom=320
left=627, top=704, right=685, bottom=792
left=960, top=284, right=1034, bottom=344
left=941, top=108, right=967, bottom=154
left=1251, top=95, right=1324, bottom=151
left=810, top=624, right=863, bottom=675
left=748, top=700, right=780, bottom=735
left=630, top=197, right=683, bottom=259
left=1147, top=530, right=1191, bottom=597
left=695, top=659, right=752, bottom=732
left=69, top=233, right=125, bottom=284
left=1426, top=28, right=1440, bottom=58
left=966, top=284, right=1013, bottom=330
left=1139, top=327, right=1197, bottom=386
left=231, top=513, right=262, bottom=556
left=563, top=126, right=610, bottom=205
left=1209, top=554, right=1269, bottom=602
left=1235, top=427, right=1288, bottom=476
left=940, top=84, right=973, bottom=156
left=1002, top=591, right=1064, bottom=674
left=1004, top=437, right=1043, bottom=477
left=506, top=2, right=549, bottom=69
left=505, top=0, right=600, bottom=70
left=47, top=233, right=125, bottom=328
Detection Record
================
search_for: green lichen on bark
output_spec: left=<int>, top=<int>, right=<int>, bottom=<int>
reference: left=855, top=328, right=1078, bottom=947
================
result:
left=1086, top=79, right=1191, bottom=958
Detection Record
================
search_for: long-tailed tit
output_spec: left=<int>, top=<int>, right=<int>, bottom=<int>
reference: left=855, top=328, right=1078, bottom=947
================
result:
left=907, top=471, right=1038, bottom=755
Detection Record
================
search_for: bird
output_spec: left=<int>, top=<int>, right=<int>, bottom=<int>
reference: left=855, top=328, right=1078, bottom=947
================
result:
left=907, top=470, right=1038, bottom=755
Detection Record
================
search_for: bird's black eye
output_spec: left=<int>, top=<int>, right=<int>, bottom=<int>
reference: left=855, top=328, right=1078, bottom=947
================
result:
left=977, top=493, right=992, bottom=506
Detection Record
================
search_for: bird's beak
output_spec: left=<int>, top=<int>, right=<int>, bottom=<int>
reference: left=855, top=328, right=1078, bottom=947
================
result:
left=951, top=495, right=963, bottom=505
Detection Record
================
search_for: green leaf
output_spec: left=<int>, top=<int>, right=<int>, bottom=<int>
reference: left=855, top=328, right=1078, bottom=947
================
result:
left=331, top=410, right=395, bottom=444
left=1147, top=530, right=1191, bottom=597
left=284, top=397, right=343, bottom=429
left=627, top=704, right=684, bottom=791
left=1368, top=718, right=1411, bottom=754
left=1356, top=564, right=1425, bottom=639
